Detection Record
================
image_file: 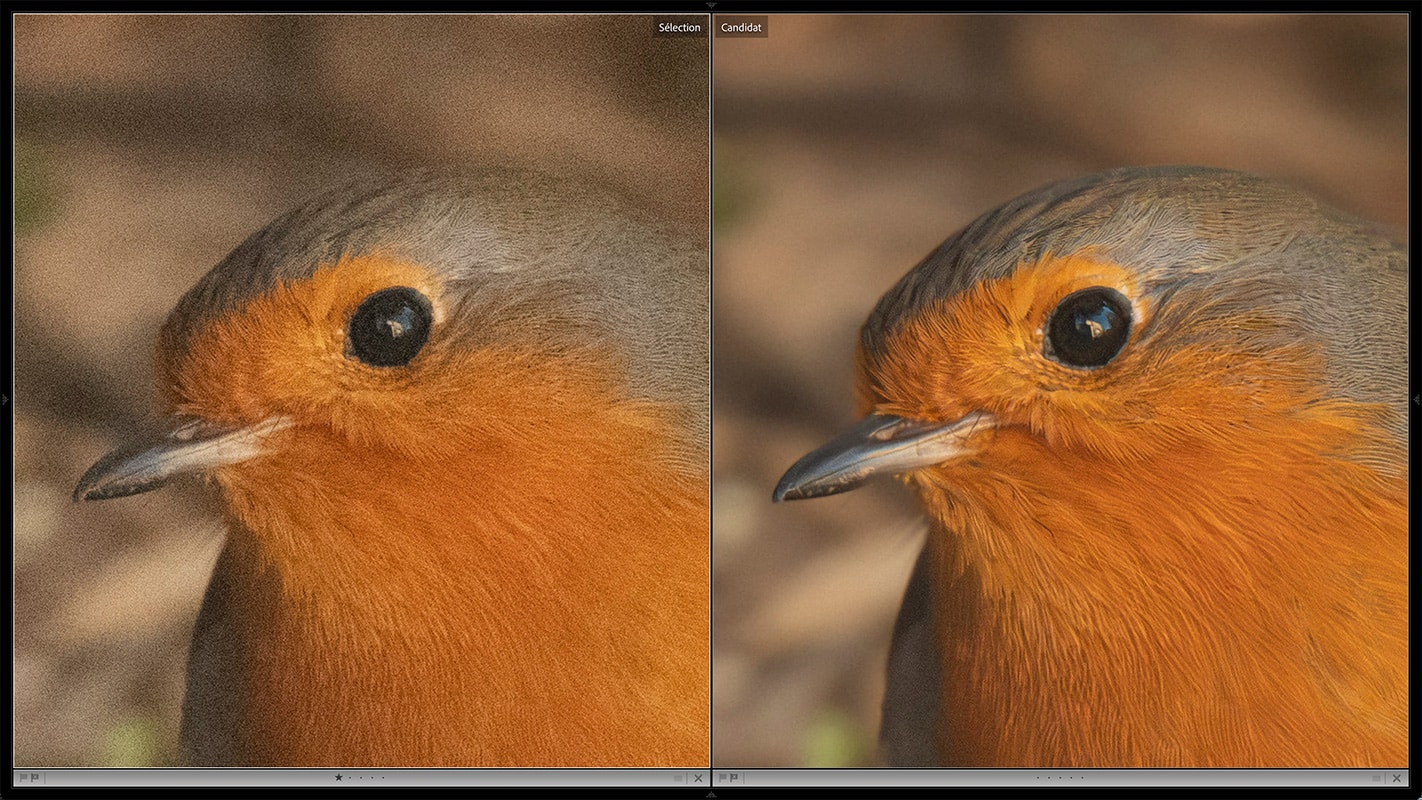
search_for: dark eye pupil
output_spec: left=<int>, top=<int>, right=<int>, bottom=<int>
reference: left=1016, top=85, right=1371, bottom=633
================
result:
left=348, top=287, right=433, bottom=367
left=1046, top=287, right=1132, bottom=368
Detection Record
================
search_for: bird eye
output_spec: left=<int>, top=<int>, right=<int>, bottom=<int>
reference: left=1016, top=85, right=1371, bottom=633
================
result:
left=347, top=287, right=433, bottom=367
left=1045, top=287, right=1132, bottom=368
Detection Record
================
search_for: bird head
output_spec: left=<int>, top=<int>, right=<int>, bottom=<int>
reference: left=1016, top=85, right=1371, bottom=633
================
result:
left=74, top=169, right=709, bottom=566
left=775, top=166, right=1405, bottom=583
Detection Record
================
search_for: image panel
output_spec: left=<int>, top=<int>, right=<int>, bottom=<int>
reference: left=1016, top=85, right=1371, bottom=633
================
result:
left=711, top=13, right=1406, bottom=770
left=16, top=13, right=710, bottom=769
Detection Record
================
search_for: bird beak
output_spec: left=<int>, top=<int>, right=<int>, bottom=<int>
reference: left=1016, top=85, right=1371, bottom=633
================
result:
left=772, top=412, right=994, bottom=502
left=74, top=416, right=294, bottom=502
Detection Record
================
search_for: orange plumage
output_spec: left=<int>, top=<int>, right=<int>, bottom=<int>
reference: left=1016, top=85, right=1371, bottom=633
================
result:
left=171, top=256, right=707, bottom=766
left=866, top=256, right=1405, bottom=767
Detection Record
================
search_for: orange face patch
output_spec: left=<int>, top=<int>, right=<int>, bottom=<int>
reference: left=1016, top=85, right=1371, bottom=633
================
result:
left=858, top=253, right=1142, bottom=421
left=856, top=251, right=1389, bottom=466
left=158, top=254, right=448, bottom=430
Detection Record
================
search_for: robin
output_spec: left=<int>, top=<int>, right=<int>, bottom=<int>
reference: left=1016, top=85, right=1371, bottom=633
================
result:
left=773, top=166, right=1407, bottom=768
left=75, top=169, right=710, bottom=767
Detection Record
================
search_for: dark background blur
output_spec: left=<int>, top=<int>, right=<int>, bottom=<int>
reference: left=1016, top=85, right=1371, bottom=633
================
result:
left=14, top=14, right=707, bottom=767
left=710, top=14, right=1407, bottom=767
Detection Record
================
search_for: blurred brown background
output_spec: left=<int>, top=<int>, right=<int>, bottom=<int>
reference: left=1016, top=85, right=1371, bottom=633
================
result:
left=14, top=14, right=707, bottom=767
left=710, top=14, right=1407, bottom=767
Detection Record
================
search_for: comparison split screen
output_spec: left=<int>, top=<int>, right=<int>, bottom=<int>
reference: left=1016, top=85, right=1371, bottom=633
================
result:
left=12, top=10, right=1411, bottom=796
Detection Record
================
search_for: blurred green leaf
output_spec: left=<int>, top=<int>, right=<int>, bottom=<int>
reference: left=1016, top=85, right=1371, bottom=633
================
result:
left=102, top=715, right=162, bottom=768
left=803, top=706, right=872, bottom=767
left=15, top=139, right=60, bottom=235
left=712, top=138, right=756, bottom=236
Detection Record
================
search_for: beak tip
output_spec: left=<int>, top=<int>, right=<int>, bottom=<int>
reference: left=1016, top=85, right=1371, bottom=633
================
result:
left=73, top=473, right=172, bottom=502
left=72, top=476, right=111, bottom=503
left=73, top=465, right=103, bottom=503
left=773, top=464, right=819, bottom=502
left=72, top=453, right=174, bottom=503
left=773, top=466, right=848, bottom=502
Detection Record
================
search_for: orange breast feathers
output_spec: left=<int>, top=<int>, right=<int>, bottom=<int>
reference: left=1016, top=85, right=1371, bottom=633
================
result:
left=858, top=254, right=1407, bottom=767
left=162, top=256, right=709, bottom=766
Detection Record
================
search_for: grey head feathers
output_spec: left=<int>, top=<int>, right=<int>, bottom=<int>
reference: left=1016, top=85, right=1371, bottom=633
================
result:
left=162, top=169, right=708, bottom=445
